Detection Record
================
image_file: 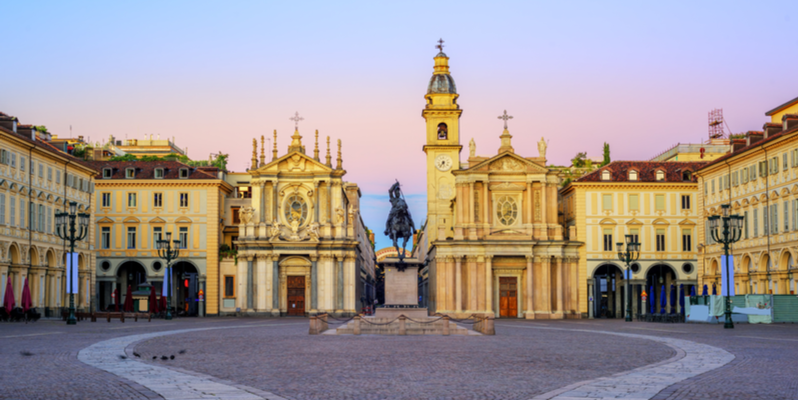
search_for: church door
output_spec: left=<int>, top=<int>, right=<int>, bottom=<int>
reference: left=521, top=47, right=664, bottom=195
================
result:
left=287, top=276, right=305, bottom=316
left=499, top=277, right=518, bottom=318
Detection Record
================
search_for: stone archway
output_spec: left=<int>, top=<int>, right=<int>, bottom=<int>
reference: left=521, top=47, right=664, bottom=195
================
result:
left=9, top=243, right=20, bottom=265
left=172, top=261, right=199, bottom=317
left=279, top=256, right=312, bottom=316
left=645, top=264, right=679, bottom=313
left=592, top=263, right=624, bottom=318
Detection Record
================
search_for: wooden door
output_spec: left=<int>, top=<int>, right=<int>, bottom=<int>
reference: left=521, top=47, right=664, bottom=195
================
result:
left=499, top=277, right=518, bottom=318
left=287, top=276, right=305, bottom=316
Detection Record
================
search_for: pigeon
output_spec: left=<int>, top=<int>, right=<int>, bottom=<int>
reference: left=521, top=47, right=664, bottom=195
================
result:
left=161, top=356, right=168, bottom=360
left=119, top=355, right=127, bottom=360
left=170, top=355, right=175, bottom=360
left=152, top=356, right=157, bottom=360
left=133, top=352, right=141, bottom=358
left=20, top=351, right=33, bottom=356
left=178, top=349, right=187, bottom=354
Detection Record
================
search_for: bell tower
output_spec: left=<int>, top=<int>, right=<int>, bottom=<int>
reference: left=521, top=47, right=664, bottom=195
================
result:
left=422, top=39, right=462, bottom=245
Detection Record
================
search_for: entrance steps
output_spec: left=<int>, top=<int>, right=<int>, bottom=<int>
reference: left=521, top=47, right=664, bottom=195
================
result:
left=331, top=317, right=477, bottom=335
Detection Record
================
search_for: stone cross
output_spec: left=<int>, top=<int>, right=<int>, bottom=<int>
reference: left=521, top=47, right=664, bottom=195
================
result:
left=289, top=112, right=304, bottom=130
left=498, top=110, right=513, bottom=130
left=436, top=38, right=445, bottom=52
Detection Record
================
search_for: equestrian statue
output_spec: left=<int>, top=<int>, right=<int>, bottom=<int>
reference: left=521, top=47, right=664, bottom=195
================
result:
left=385, top=181, right=415, bottom=264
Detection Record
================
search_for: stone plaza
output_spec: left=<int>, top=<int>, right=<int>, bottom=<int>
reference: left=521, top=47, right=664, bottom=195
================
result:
left=0, top=317, right=796, bottom=400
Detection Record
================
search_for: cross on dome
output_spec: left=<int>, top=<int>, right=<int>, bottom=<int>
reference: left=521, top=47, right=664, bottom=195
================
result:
left=289, top=112, right=304, bottom=130
left=436, top=38, right=445, bottom=52
left=498, top=110, right=513, bottom=130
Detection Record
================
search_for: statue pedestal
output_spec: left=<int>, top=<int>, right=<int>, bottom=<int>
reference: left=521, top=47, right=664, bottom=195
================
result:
left=375, top=258, right=428, bottom=319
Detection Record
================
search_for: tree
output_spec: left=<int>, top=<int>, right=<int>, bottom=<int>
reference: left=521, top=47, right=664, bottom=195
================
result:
left=571, top=152, right=587, bottom=168
left=602, top=142, right=611, bottom=166
left=109, top=154, right=138, bottom=162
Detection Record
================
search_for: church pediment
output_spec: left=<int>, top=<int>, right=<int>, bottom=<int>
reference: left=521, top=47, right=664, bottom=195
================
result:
left=460, top=152, right=548, bottom=174
left=252, top=151, right=332, bottom=175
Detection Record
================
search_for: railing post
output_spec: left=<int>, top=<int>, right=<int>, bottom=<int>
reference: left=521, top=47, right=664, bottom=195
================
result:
left=484, top=315, right=495, bottom=335
left=321, top=314, right=328, bottom=332
left=309, top=316, right=318, bottom=335
left=442, top=316, right=450, bottom=336
left=399, top=315, right=407, bottom=335
left=354, top=315, right=361, bottom=335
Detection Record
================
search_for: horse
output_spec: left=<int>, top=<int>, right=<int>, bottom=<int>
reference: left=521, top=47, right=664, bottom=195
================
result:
left=385, top=182, right=414, bottom=262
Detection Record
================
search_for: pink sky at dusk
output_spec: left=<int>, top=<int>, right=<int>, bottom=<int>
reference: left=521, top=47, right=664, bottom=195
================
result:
left=3, top=2, right=797, bottom=248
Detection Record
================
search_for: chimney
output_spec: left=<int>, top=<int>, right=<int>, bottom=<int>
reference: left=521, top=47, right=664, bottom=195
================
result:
left=762, top=123, right=782, bottom=138
left=0, top=114, right=17, bottom=132
left=731, top=138, right=747, bottom=152
left=783, top=113, right=798, bottom=132
left=745, top=131, right=764, bottom=146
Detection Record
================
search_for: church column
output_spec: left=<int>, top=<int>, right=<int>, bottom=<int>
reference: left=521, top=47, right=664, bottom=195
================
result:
left=483, top=181, right=490, bottom=226
left=555, top=257, right=564, bottom=317
left=256, top=255, right=267, bottom=311
left=273, top=181, right=279, bottom=223
left=336, top=255, right=344, bottom=313
left=536, top=256, right=551, bottom=316
left=310, top=255, right=318, bottom=312
left=271, top=254, right=280, bottom=315
left=328, top=181, right=333, bottom=225
left=468, top=256, right=477, bottom=312
left=246, top=257, right=254, bottom=311
left=525, top=255, right=534, bottom=318
left=260, top=181, right=266, bottom=224
left=527, top=181, right=533, bottom=225
left=485, top=255, right=493, bottom=315
left=571, top=257, right=579, bottom=316
left=539, top=185, right=547, bottom=237
left=314, top=181, right=320, bottom=223
left=455, top=256, right=462, bottom=313
left=445, top=257, right=454, bottom=311
left=468, top=182, right=475, bottom=225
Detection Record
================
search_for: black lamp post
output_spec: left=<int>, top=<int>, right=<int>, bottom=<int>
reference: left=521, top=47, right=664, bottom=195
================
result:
left=54, top=201, right=90, bottom=325
left=708, top=203, right=743, bottom=329
left=157, top=232, right=181, bottom=320
left=616, top=234, right=640, bottom=322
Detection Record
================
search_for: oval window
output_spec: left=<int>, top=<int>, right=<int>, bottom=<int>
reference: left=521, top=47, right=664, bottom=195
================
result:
left=284, top=194, right=308, bottom=226
left=496, top=196, right=518, bottom=226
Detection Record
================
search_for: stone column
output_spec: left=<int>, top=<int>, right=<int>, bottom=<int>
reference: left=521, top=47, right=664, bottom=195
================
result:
left=485, top=256, right=493, bottom=315
left=614, top=271, right=621, bottom=318
left=314, top=181, right=320, bottom=223
left=256, top=255, right=268, bottom=311
left=483, top=182, right=490, bottom=226
left=336, top=256, right=344, bottom=313
left=247, top=258, right=254, bottom=311
left=527, top=181, right=533, bottom=225
left=272, top=255, right=280, bottom=315
left=555, top=257, right=564, bottom=318
left=273, top=181, right=279, bottom=223
left=328, top=181, right=333, bottom=225
left=260, top=181, right=266, bottom=224
left=588, top=280, right=594, bottom=319
left=468, top=182, right=474, bottom=225
left=468, top=256, right=477, bottom=312
left=455, top=256, right=462, bottom=313
left=525, top=255, right=534, bottom=319
left=310, top=255, right=318, bottom=312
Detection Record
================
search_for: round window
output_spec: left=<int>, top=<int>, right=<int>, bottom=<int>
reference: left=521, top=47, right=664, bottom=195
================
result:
left=284, top=194, right=308, bottom=226
left=682, top=263, right=693, bottom=274
left=631, top=263, right=641, bottom=273
left=153, top=261, right=162, bottom=271
left=101, top=261, right=111, bottom=271
left=496, top=196, right=518, bottom=226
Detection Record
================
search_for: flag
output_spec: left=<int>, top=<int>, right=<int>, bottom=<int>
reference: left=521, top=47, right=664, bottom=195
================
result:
left=162, top=266, right=171, bottom=297
left=721, top=254, right=735, bottom=296
left=66, top=253, right=79, bottom=294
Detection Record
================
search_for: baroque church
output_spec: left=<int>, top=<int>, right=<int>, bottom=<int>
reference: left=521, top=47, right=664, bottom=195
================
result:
left=419, top=47, right=582, bottom=319
left=221, top=125, right=376, bottom=317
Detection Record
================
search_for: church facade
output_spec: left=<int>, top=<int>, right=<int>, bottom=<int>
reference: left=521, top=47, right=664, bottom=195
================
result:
left=420, top=49, right=582, bottom=319
left=220, top=127, right=376, bottom=317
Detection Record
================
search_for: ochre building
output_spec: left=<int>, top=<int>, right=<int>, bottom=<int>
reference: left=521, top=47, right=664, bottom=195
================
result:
left=420, top=49, right=581, bottom=319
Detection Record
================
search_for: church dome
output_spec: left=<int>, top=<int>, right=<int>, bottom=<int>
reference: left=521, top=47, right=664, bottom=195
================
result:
left=427, top=74, right=457, bottom=94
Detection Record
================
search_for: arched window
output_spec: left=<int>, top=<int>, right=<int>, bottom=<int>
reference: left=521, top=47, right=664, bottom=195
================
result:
left=628, top=170, right=638, bottom=181
left=682, top=170, right=691, bottom=181
left=655, top=170, right=665, bottom=181
left=437, top=123, right=448, bottom=140
left=602, top=170, right=611, bottom=181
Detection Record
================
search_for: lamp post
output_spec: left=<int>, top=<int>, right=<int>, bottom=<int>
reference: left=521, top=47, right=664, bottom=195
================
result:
left=157, top=232, right=181, bottom=320
left=708, top=204, right=743, bottom=329
left=616, top=234, right=640, bottom=322
left=55, top=201, right=90, bottom=325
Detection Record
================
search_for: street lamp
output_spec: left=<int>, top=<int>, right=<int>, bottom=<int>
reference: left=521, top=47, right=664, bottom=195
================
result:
left=708, top=203, right=743, bottom=329
left=616, top=234, right=640, bottom=322
left=157, top=232, right=181, bottom=320
left=55, top=201, right=90, bottom=325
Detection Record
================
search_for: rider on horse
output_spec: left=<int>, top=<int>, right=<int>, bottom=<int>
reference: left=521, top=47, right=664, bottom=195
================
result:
left=385, top=181, right=415, bottom=262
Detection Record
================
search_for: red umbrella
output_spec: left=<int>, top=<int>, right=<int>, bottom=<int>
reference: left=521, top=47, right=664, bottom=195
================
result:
left=3, top=276, right=15, bottom=311
left=20, top=277, right=32, bottom=313
left=160, top=294, right=167, bottom=313
left=113, top=288, right=119, bottom=312
left=149, top=285, right=158, bottom=314
left=123, top=284, right=134, bottom=312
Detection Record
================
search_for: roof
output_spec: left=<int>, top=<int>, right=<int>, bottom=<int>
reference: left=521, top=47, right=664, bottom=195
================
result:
left=427, top=73, right=457, bottom=94
left=696, top=118, right=798, bottom=172
left=574, top=161, right=708, bottom=183
left=0, top=124, right=98, bottom=173
left=765, top=97, right=798, bottom=116
left=88, top=161, right=218, bottom=180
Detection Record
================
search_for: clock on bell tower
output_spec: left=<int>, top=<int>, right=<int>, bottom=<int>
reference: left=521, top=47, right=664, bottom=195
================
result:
left=422, top=39, right=462, bottom=245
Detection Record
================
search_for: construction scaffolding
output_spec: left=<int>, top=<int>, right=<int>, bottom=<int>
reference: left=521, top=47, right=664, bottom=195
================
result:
left=709, top=109, right=725, bottom=139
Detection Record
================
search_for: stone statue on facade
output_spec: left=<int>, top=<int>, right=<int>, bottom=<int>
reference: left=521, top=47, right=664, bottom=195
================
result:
left=239, top=207, right=254, bottom=225
left=384, top=181, right=415, bottom=263
left=307, top=221, right=321, bottom=242
left=269, top=220, right=282, bottom=240
left=538, top=137, right=547, bottom=158
left=469, top=138, right=476, bottom=158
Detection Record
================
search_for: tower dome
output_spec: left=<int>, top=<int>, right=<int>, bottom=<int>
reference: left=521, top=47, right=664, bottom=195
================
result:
left=427, top=50, right=457, bottom=94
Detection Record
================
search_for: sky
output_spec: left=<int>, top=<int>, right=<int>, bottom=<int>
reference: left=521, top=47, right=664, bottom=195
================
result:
left=3, top=1, right=797, bottom=250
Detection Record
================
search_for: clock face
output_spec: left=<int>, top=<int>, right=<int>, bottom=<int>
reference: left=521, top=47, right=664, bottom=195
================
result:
left=435, top=154, right=453, bottom=171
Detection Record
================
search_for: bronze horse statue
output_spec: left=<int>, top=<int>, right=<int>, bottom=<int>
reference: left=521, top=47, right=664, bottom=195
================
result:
left=384, top=181, right=415, bottom=262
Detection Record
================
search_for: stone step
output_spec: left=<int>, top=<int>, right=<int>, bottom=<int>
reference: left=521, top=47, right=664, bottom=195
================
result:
left=333, top=319, right=473, bottom=335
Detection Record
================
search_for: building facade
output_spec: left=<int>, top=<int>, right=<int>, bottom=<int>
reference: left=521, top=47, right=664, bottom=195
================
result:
left=421, top=50, right=581, bottom=319
left=562, top=161, right=706, bottom=318
left=90, top=161, right=232, bottom=315
left=0, top=112, right=97, bottom=316
left=696, top=100, right=798, bottom=295
left=221, top=129, right=375, bottom=317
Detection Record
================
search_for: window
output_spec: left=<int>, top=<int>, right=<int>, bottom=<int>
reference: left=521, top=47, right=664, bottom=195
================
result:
left=601, top=170, right=611, bottom=181
left=732, top=171, right=738, bottom=186
left=179, top=193, right=189, bottom=208
left=231, top=206, right=241, bottom=224
left=741, top=168, right=748, bottom=183
left=103, top=168, right=112, bottom=179
left=47, top=206, right=51, bottom=233
left=656, top=229, right=665, bottom=252
left=793, top=199, right=798, bottom=231
left=603, top=229, right=613, bottom=251
left=127, top=227, right=137, bottom=249
left=744, top=211, right=749, bottom=239
left=437, top=123, right=448, bottom=140
left=770, top=204, right=778, bottom=234
left=784, top=153, right=789, bottom=171
left=793, top=149, right=799, bottom=168
left=126, top=168, right=135, bottom=179
left=154, top=168, right=164, bottom=179
left=655, top=194, right=665, bottom=211
left=231, top=236, right=239, bottom=250
left=784, top=201, right=789, bottom=232
left=681, top=195, right=690, bottom=210
left=179, top=227, right=188, bottom=249
left=19, top=198, right=25, bottom=229
left=753, top=208, right=758, bottom=237
left=0, top=194, right=5, bottom=225
left=496, top=196, right=518, bottom=226
left=38, top=163, right=43, bottom=178
left=724, top=174, right=729, bottom=189
left=101, top=193, right=111, bottom=208
left=655, top=170, right=664, bottom=181
left=20, top=156, right=25, bottom=172
left=38, top=204, right=44, bottom=232
left=628, top=170, right=638, bottom=181
left=750, top=165, right=756, bottom=181
left=763, top=206, right=768, bottom=236
left=628, top=194, right=639, bottom=212
left=9, top=196, right=15, bottom=227
left=179, top=168, right=189, bottom=179
left=602, top=194, right=612, bottom=211
left=704, top=182, right=707, bottom=195
left=630, top=228, right=639, bottom=244
left=711, top=180, right=715, bottom=193
left=29, top=202, right=35, bottom=231
left=10, top=153, right=16, bottom=168
left=127, top=193, right=137, bottom=208
left=682, top=229, right=692, bottom=252
left=153, top=193, right=163, bottom=208
left=153, top=226, right=162, bottom=246
left=224, top=276, right=235, bottom=297
left=758, top=161, right=767, bottom=177
left=56, top=171, right=61, bottom=184
left=47, top=167, right=52, bottom=181
left=101, top=227, right=111, bottom=249
left=681, top=171, right=691, bottom=181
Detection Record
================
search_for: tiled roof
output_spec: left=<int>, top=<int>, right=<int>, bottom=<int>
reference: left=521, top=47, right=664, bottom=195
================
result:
left=0, top=125, right=98, bottom=172
left=697, top=115, right=797, bottom=171
left=575, top=161, right=708, bottom=183
left=88, top=161, right=218, bottom=180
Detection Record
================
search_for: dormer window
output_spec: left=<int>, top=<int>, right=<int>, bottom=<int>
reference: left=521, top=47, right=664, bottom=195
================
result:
left=655, top=170, right=665, bottom=181
left=682, top=170, right=691, bottom=181
left=154, top=168, right=164, bottom=179
left=103, top=168, right=112, bottom=179
left=437, top=123, right=448, bottom=140
left=125, top=168, right=135, bottom=179
left=179, top=168, right=189, bottom=179
left=628, top=170, right=638, bottom=181
left=601, top=170, right=611, bottom=181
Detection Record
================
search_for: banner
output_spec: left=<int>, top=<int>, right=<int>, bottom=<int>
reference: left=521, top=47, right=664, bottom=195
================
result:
left=162, top=266, right=171, bottom=297
left=745, top=294, right=772, bottom=324
left=65, top=252, right=79, bottom=294
left=720, top=255, right=735, bottom=297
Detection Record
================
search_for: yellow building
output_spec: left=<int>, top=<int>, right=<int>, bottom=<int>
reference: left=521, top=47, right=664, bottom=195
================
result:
left=106, top=134, right=187, bottom=158
left=420, top=48, right=580, bottom=319
left=220, top=129, right=376, bottom=317
left=0, top=112, right=97, bottom=316
left=696, top=100, right=798, bottom=295
left=90, top=160, right=232, bottom=315
left=561, top=161, right=707, bottom=318
left=650, top=140, right=731, bottom=162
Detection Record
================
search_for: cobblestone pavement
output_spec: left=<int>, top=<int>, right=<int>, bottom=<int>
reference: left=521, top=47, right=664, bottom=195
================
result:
left=0, top=317, right=796, bottom=400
